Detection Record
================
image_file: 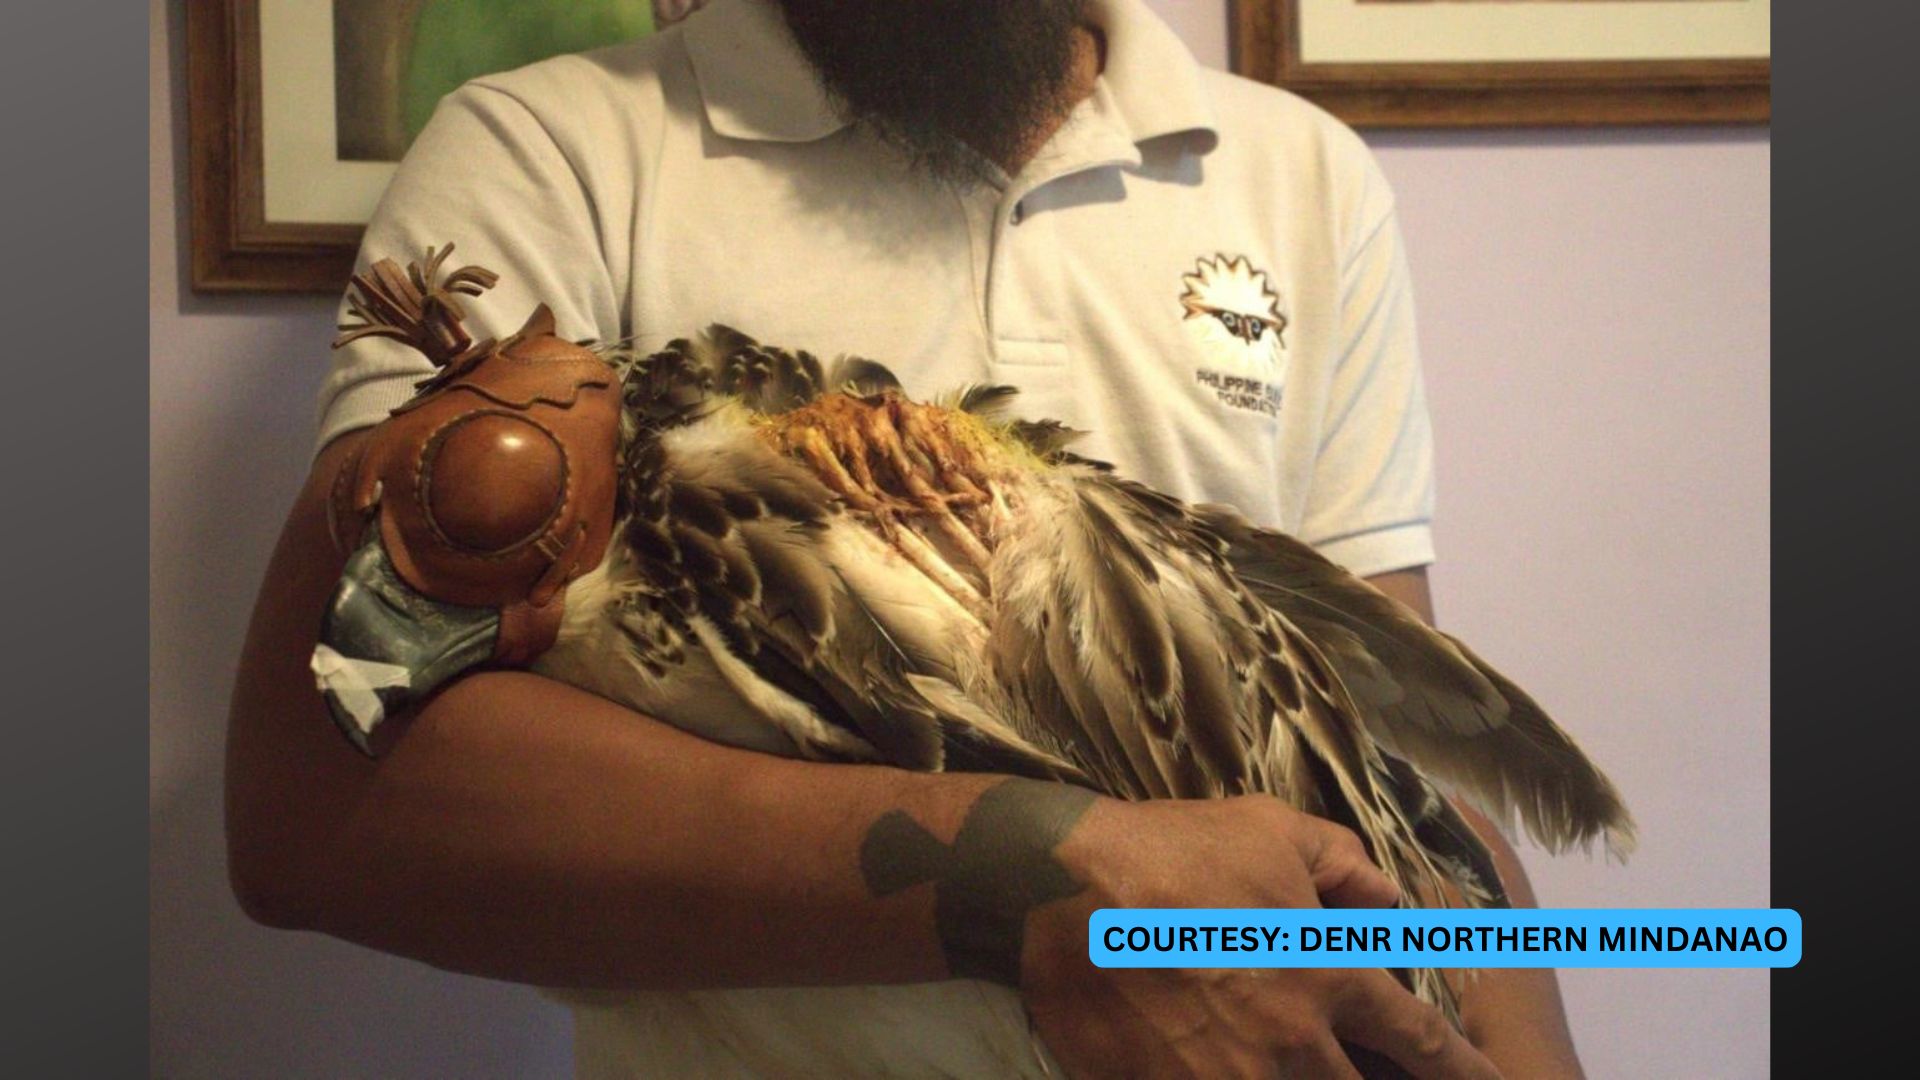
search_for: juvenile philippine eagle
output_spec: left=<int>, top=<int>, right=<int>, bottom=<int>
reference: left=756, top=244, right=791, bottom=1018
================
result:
left=313, top=249, right=1633, bottom=1077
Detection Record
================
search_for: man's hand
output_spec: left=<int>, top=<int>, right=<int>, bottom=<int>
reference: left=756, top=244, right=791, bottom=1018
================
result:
left=1019, top=796, right=1503, bottom=1080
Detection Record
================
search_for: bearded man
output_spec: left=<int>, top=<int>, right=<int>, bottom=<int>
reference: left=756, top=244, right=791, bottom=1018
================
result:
left=227, top=1, right=1586, bottom=1076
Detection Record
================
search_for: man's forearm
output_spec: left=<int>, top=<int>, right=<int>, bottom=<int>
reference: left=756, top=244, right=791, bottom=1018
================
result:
left=277, top=671, right=1042, bottom=990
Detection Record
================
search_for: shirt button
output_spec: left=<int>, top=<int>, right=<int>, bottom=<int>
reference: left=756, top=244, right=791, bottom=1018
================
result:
left=1010, top=202, right=1026, bottom=225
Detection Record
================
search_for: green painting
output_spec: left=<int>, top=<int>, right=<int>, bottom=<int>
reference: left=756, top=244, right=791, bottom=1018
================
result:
left=333, top=0, right=688, bottom=162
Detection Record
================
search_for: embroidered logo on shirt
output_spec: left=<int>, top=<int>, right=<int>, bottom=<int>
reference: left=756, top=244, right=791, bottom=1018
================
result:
left=1179, top=254, right=1289, bottom=416
left=1193, top=369, right=1282, bottom=417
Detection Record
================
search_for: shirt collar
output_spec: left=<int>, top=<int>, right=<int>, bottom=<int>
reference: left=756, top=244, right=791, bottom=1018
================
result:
left=680, top=0, right=844, bottom=143
left=1090, top=0, right=1218, bottom=150
left=681, top=0, right=1218, bottom=150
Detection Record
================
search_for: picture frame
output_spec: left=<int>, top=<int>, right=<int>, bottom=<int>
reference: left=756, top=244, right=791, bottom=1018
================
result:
left=1230, top=0, right=1771, bottom=128
left=188, top=0, right=356, bottom=292
left=186, top=0, right=678, bottom=293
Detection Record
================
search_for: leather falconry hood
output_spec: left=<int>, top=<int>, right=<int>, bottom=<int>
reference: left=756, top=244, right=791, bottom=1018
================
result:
left=326, top=244, right=620, bottom=666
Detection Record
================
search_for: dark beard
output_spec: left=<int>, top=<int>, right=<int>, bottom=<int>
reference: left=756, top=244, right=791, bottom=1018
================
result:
left=775, top=0, right=1090, bottom=188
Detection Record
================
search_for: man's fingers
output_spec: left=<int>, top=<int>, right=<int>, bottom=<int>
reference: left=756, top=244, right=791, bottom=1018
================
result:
left=1332, top=970, right=1503, bottom=1080
left=1271, top=1033, right=1365, bottom=1080
left=1295, top=816, right=1399, bottom=908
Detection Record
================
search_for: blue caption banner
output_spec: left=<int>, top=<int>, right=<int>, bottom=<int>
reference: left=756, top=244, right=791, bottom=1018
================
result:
left=1088, top=909, right=1800, bottom=969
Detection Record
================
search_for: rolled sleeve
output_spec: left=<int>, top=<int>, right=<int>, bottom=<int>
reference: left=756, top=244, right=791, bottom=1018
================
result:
left=1297, top=208, right=1437, bottom=578
left=1310, top=521, right=1435, bottom=581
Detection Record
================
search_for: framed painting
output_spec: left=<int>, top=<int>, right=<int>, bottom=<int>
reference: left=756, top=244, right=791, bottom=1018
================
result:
left=1231, top=0, right=1771, bottom=128
left=187, top=0, right=694, bottom=292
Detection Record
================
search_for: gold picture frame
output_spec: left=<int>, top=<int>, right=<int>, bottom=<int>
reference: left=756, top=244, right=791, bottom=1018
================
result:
left=1231, top=0, right=1770, bottom=128
left=187, top=0, right=675, bottom=293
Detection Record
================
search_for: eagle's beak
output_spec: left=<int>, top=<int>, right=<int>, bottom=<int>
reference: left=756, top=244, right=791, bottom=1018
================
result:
left=311, top=538, right=500, bottom=755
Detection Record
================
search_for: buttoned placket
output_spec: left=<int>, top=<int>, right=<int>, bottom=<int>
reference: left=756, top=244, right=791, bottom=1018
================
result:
left=956, top=82, right=1144, bottom=420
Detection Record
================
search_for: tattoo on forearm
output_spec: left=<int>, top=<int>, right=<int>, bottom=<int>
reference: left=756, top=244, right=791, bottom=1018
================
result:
left=860, top=778, right=1097, bottom=987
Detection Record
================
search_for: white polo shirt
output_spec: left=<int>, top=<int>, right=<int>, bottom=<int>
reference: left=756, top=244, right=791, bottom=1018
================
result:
left=318, top=0, right=1437, bottom=578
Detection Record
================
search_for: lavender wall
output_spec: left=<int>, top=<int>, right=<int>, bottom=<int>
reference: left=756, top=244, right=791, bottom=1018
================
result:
left=151, top=0, right=1768, bottom=1075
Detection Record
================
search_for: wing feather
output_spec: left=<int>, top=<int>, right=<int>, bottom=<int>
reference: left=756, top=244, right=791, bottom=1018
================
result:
left=1194, top=504, right=1634, bottom=856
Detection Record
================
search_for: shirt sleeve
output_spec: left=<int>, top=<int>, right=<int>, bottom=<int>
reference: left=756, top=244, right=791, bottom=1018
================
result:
left=1296, top=206, right=1438, bottom=578
left=314, top=80, right=622, bottom=457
